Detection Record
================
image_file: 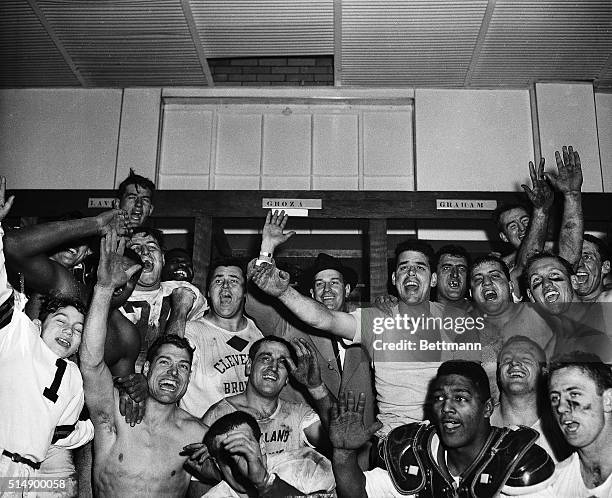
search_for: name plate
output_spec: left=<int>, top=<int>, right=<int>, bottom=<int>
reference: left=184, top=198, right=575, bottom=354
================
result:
left=436, top=199, right=497, bottom=211
left=262, top=198, right=322, bottom=210
left=88, top=197, right=115, bottom=208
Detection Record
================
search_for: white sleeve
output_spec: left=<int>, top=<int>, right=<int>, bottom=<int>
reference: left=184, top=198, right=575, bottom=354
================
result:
left=53, top=420, right=94, bottom=449
left=364, top=467, right=411, bottom=498
left=184, top=283, right=208, bottom=321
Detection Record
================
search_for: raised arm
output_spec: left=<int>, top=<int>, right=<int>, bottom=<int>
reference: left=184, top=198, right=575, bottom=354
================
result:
left=3, top=209, right=129, bottom=296
left=79, top=232, right=141, bottom=432
left=330, top=391, right=382, bottom=498
left=249, top=261, right=357, bottom=341
left=0, top=177, right=16, bottom=323
left=545, top=145, right=583, bottom=267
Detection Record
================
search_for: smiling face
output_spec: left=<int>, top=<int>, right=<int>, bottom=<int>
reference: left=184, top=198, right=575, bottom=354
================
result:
left=470, top=260, right=513, bottom=316
left=50, top=242, right=91, bottom=270
left=499, top=207, right=530, bottom=249
left=431, top=374, right=492, bottom=450
left=310, top=269, right=349, bottom=311
left=128, top=233, right=163, bottom=290
left=392, top=250, right=437, bottom=305
left=498, top=340, right=543, bottom=396
left=549, top=366, right=610, bottom=451
left=247, top=340, right=290, bottom=399
left=161, top=250, right=194, bottom=282
left=39, top=306, right=84, bottom=358
left=527, top=256, right=576, bottom=315
left=208, top=265, right=246, bottom=319
left=437, top=254, right=468, bottom=302
left=143, top=344, right=191, bottom=404
left=119, top=183, right=154, bottom=229
left=575, top=239, right=610, bottom=300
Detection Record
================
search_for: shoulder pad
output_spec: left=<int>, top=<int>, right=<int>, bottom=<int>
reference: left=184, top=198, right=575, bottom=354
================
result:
left=506, top=437, right=555, bottom=487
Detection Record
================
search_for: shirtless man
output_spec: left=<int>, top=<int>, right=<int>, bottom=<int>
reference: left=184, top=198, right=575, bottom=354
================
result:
left=79, top=231, right=207, bottom=497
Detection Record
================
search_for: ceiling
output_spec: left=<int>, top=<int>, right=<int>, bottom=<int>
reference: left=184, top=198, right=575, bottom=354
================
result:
left=1, top=0, right=611, bottom=89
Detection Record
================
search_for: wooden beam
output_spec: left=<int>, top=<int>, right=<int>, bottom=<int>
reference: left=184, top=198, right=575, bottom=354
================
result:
left=9, top=190, right=612, bottom=222
left=368, top=219, right=388, bottom=300
left=180, top=0, right=215, bottom=86
left=192, top=215, right=213, bottom=293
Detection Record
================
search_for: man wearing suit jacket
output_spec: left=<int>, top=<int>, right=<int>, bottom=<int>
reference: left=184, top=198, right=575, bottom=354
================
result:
left=245, top=211, right=374, bottom=467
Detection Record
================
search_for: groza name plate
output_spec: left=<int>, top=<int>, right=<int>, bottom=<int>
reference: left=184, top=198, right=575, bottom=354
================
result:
left=262, top=198, right=322, bottom=210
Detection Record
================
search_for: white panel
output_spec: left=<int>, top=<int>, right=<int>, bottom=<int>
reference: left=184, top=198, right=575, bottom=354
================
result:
left=536, top=83, right=602, bottom=192
left=417, top=228, right=489, bottom=241
left=363, top=176, right=412, bottom=191
left=313, top=114, right=358, bottom=176
left=159, top=107, right=212, bottom=176
left=595, top=93, right=612, bottom=192
left=157, top=174, right=209, bottom=190
left=0, top=89, right=121, bottom=189
left=363, top=111, right=413, bottom=177
left=312, top=176, right=359, bottom=190
left=416, top=89, right=533, bottom=191
left=216, top=113, right=262, bottom=175
left=261, top=176, right=310, bottom=190
left=262, top=114, right=311, bottom=176
left=115, top=88, right=161, bottom=186
left=214, top=175, right=260, bottom=190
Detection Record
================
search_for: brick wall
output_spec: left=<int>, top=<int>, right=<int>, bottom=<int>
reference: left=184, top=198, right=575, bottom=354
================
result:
left=209, top=56, right=334, bottom=86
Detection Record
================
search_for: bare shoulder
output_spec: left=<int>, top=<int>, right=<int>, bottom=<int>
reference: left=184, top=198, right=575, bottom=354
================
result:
left=597, top=289, right=612, bottom=303
left=176, top=407, right=208, bottom=439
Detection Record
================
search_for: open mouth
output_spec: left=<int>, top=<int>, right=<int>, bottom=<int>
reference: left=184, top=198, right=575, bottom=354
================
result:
left=159, top=379, right=178, bottom=392
left=262, top=371, right=278, bottom=382
left=173, top=269, right=189, bottom=279
left=483, top=289, right=497, bottom=301
left=56, top=337, right=71, bottom=349
left=575, top=272, right=589, bottom=285
left=544, top=290, right=559, bottom=303
left=447, top=279, right=460, bottom=289
left=562, top=420, right=579, bottom=434
left=508, top=369, right=526, bottom=378
left=441, top=419, right=461, bottom=432
left=403, top=280, right=419, bottom=290
left=141, top=260, right=154, bottom=272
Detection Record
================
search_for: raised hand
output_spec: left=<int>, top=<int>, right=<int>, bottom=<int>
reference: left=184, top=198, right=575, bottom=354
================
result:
left=115, top=373, right=148, bottom=425
left=545, top=145, right=583, bottom=195
left=261, top=210, right=296, bottom=253
left=521, top=157, right=553, bottom=210
left=170, top=286, right=196, bottom=314
left=0, top=176, right=15, bottom=223
left=373, top=294, right=398, bottom=317
left=248, top=260, right=291, bottom=297
left=330, top=391, right=382, bottom=451
left=96, top=231, right=141, bottom=291
left=221, top=432, right=269, bottom=489
left=95, top=209, right=131, bottom=238
left=287, top=338, right=322, bottom=389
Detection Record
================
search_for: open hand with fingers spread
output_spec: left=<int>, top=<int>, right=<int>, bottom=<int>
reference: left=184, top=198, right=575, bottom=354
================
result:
left=330, top=391, right=383, bottom=451
left=248, top=260, right=291, bottom=298
left=545, top=145, right=583, bottom=195
left=521, top=157, right=553, bottom=211
left=0, top=176, right=15, bottom=223
left=261, top=210, right=296, bottom=254
left=287, top=338, right=322, bottom=389
left=96, top=231, right=142, bottom=292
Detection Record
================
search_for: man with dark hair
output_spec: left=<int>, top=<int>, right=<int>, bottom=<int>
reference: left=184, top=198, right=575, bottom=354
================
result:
left=80, top=231, right=207, bottom=497
left=202, top=336, right=330, bottom=456
left=203, top=411, right=335, bottom=497
left=245, top=211, right=375, bottom=453
left=162, top=247, right=194, bottom=283
left=524, top=253, right=612, bottom=361
left=122, top=227, right=207, bottom=370
left=0, top=180, right=93, bottom=484
left=251, top=221, right=470, bottom=434
left=177, top=259, right=264, bottom=418
left=548, top=352, right=612, bottom=496
left=115, top=168, right=155, bottom=229
left=330, top=361, right=555, bottom=497
left=434, top=244, right=471, bottom=310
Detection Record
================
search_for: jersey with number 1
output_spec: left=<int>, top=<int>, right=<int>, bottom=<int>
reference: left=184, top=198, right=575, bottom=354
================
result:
left=0, top=227, right=84, bottom=463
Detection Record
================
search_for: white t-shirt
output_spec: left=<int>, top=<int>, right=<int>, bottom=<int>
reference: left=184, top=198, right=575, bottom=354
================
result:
left=180, top=317, right=263, bottom=418
left=364, top=433, right=554, bottom=498
left=120, top=280, right=207, bottom=371
left=0, top=228, right=85, bottom=463
left=551, top=452, right=612, bottom=498
left=203, top=398, right=319, bottom=456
